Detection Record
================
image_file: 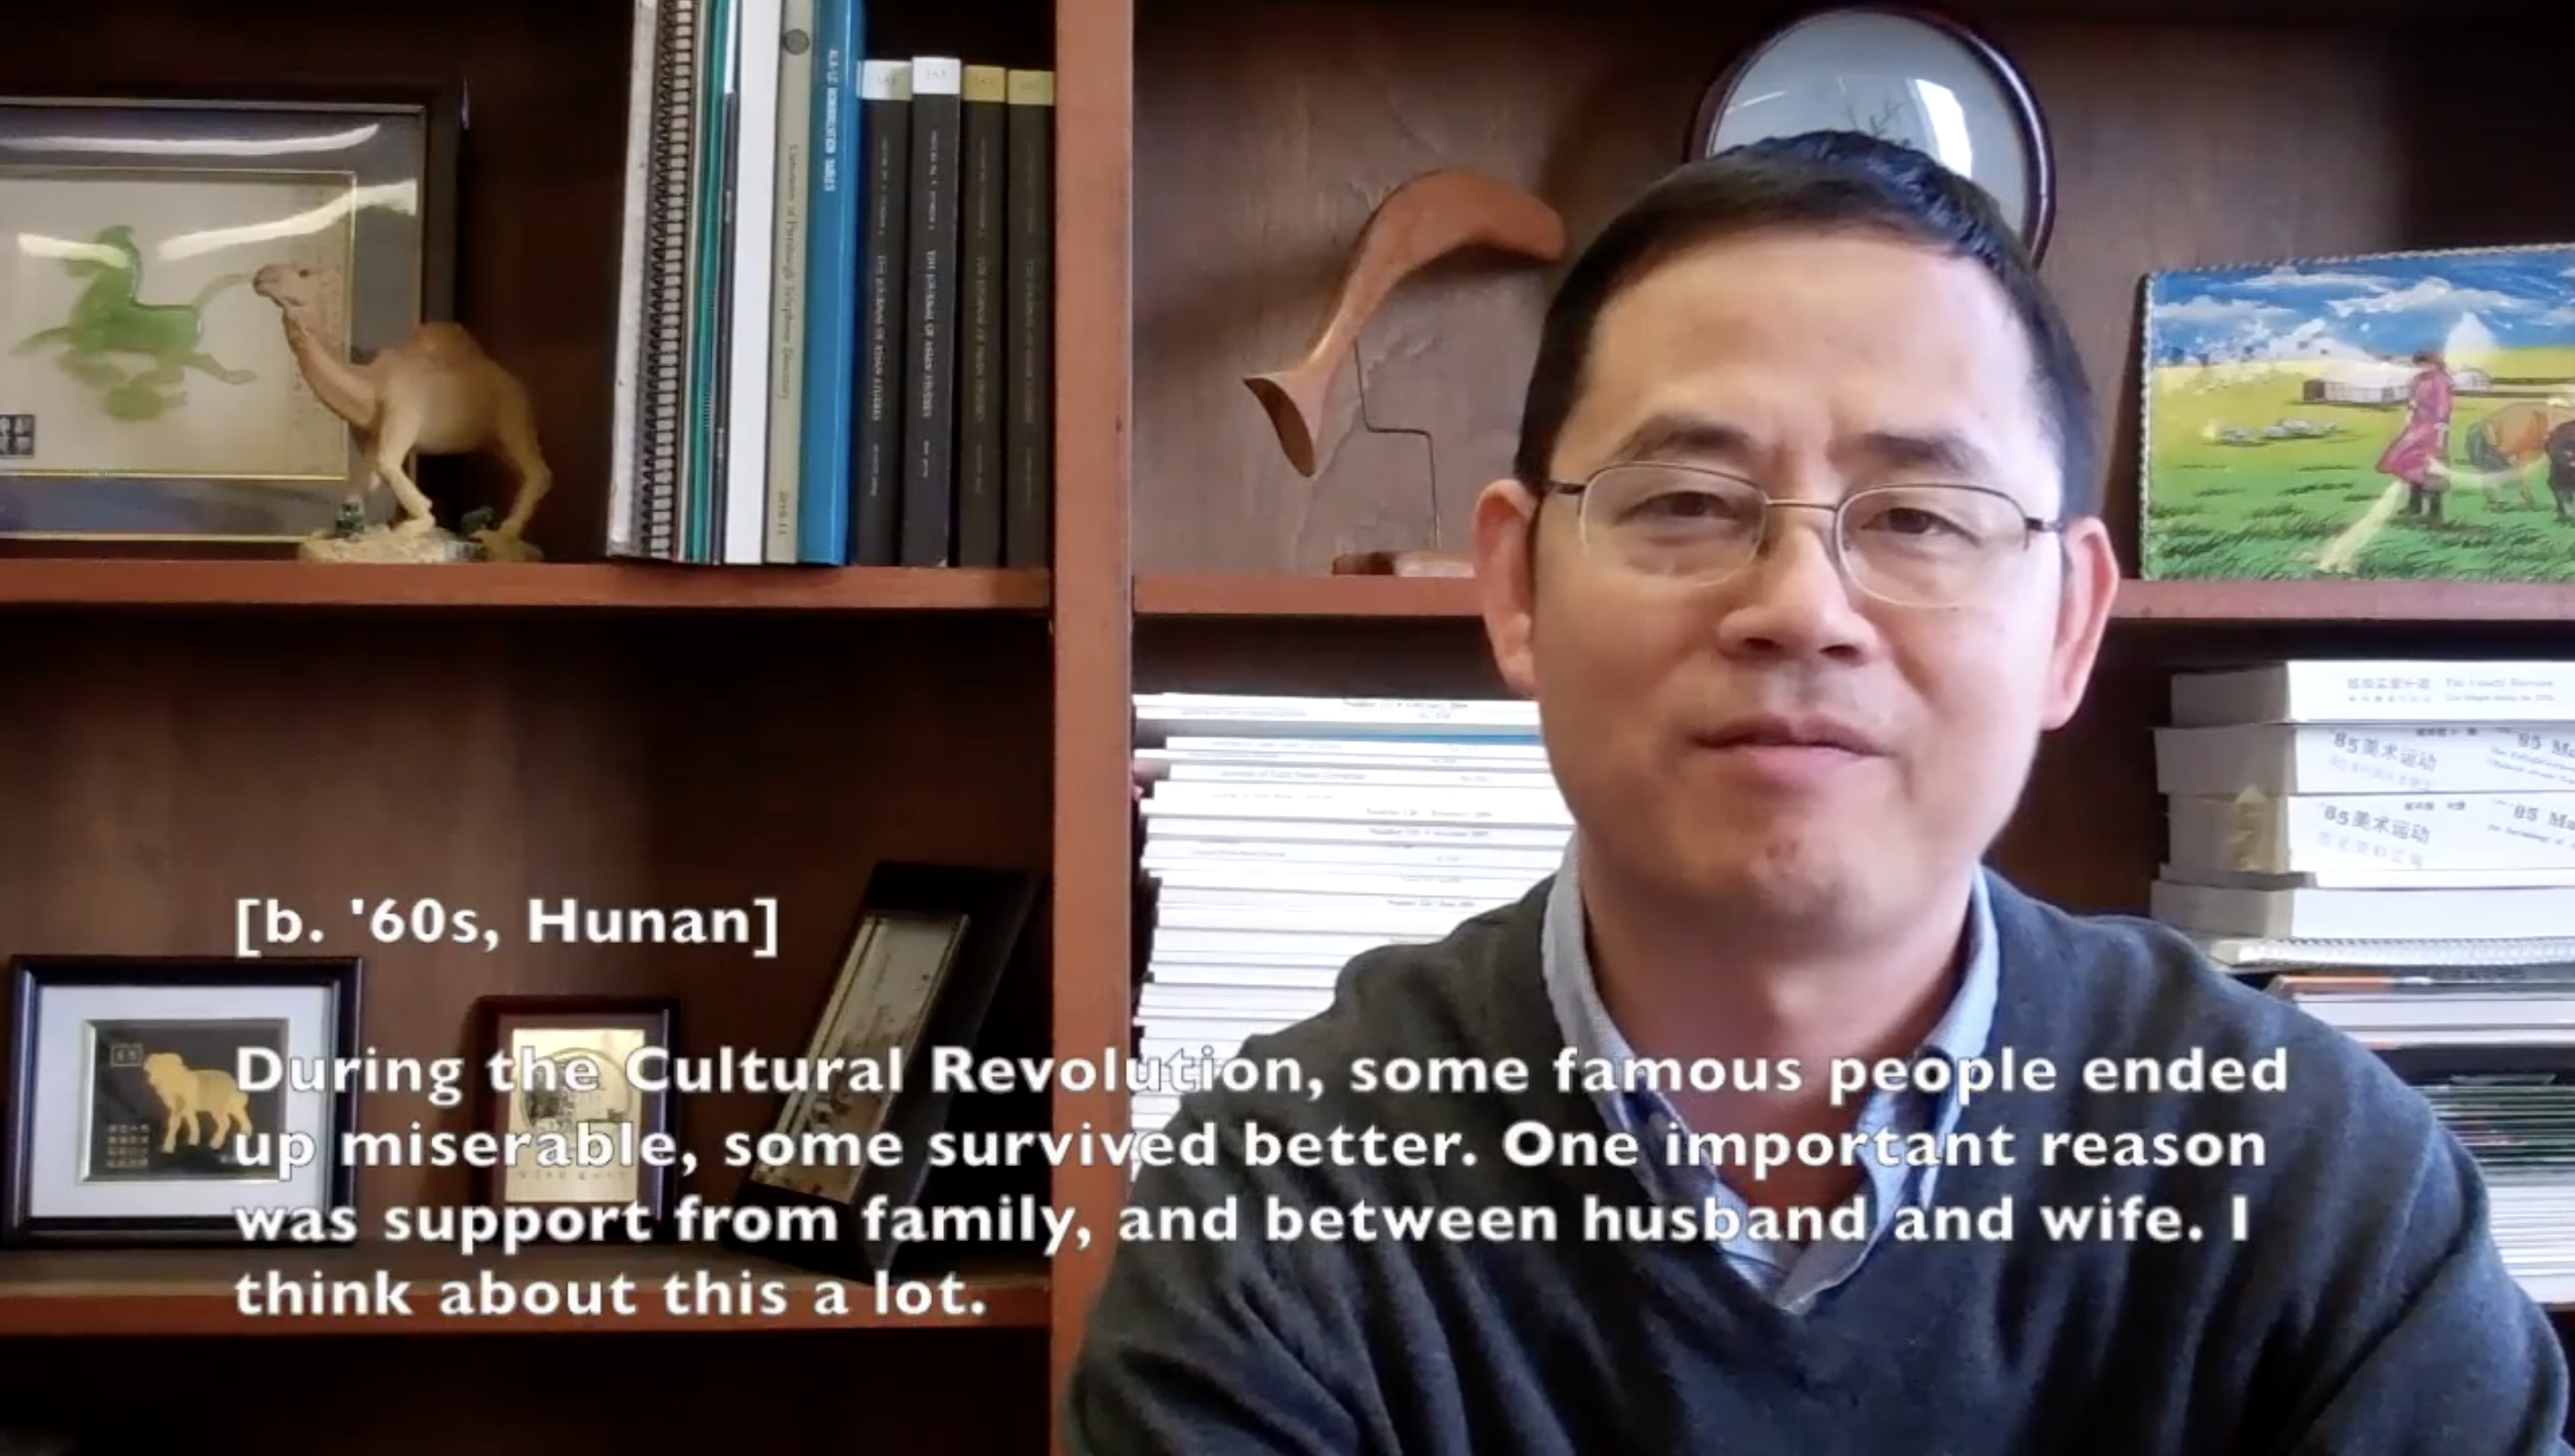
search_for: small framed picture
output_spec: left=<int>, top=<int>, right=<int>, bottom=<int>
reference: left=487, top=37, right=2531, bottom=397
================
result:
left=734, top=862, right=1041, bottom=1277
left=1, top=954, right=363, bottom=1247
left=469, top=996, right=680, bottom=1223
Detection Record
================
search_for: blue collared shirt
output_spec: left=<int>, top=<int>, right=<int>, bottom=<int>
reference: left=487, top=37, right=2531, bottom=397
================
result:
left=1540, top=838, right=1999, bottom=1313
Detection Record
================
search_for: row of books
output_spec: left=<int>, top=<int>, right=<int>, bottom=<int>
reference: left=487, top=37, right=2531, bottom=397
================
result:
left=1128, top=692, right=1564, bottom=1136
left=607, top=0, right=1054, bottom=568
left=2152, top=656, right=2575, bottom=1305
left=2268, top=967, right=2575, bottom=1305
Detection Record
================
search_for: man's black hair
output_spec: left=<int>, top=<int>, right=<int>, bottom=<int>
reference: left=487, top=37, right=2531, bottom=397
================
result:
left=1512, top=130, right=2099, bottom=519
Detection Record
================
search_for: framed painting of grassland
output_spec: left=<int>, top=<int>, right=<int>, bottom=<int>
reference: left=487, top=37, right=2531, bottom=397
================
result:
left=2139, top=243, right=2575, bottom=582
left=0, top=88, right=459, bottom=555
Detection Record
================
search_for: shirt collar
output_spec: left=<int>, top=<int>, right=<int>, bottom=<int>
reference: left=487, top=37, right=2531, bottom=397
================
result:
left=1542, top=835, right=1999, bottom=1076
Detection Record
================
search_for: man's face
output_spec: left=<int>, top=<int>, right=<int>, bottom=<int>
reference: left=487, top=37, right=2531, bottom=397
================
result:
left=1473, top=228, right=2117, bottom=937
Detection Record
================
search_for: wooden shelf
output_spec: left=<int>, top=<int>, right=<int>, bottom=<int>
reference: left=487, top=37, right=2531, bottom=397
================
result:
left=1137, top=573, right=2575, bottom=626
left=0, top=1246, right=1048, bottom=1336
left=0, top=560, right=1051, bottom=612
left=2113, top=578, right=2575, bottom=625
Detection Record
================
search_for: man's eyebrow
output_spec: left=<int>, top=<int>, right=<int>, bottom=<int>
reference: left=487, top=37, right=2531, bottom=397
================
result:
left=1591, top=415, right=2007, bottom=482
left=1846, top=428, right=2003, bottom=481
left=1600, top=413, right=1756, bottom=466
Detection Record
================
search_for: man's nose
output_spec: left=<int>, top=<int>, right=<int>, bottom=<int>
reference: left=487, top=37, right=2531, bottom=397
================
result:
left=1712, top=504, right=1875, bottom=660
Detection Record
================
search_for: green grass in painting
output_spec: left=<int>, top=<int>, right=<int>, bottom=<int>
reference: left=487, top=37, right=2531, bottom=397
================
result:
left=2142, top=347, right=2575, bottom=582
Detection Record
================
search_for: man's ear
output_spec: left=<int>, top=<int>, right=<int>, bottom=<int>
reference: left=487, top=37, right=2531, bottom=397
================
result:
left=2041, top=515, right=2120, bottom=730
left=1472, top=477, right=1542, bottom=700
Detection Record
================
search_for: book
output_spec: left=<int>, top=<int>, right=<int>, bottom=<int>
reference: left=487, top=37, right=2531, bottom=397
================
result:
left=2171, top=659, right=2575, bottom=727
left=762, top=0, right=815, bottom=565
left=682, top=0, right=741, bottom=562
left=954, top=63, right=1006, bottom=567
left=606, top=0, right=666, bottom=558
left=623, top=0, right=705, bottom=562
left=849, top=59, right=911, bottom=564
left=898, top=55, right=963, bottom=566
left=2154, top=722, right=2575, bottom=796
left=2167, top=790, right=2575, bottom=876
left=2152, top=879, right=2575, bottom=941
left=1002, top=69, right=1053, bottom=569
left=717, top=0, right=786, bottom=564
left=793, top=0, right=863, bottom=564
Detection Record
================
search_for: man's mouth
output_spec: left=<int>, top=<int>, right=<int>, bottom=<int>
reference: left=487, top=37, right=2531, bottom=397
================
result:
left=1691, top=714, right=1886, bottom=757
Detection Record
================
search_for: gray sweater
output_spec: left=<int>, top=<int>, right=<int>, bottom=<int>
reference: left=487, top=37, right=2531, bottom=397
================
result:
left=1063, top=875, right=2573, bottom=1454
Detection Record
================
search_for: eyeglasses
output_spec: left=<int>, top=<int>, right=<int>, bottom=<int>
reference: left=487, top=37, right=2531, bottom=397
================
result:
left=1536, top=464, right=2063, bottom=609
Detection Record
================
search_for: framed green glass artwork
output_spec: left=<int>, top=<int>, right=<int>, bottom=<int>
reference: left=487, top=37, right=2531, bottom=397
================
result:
left=0, top=88, right=460, bottom=553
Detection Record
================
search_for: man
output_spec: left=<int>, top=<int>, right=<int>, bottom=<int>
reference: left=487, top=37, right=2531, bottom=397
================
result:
left=1064, top=132, right=2571, bottom=1452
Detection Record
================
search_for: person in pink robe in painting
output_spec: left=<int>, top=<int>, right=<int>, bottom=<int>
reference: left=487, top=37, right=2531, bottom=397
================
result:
left=2376, top=347, right=2453, bottom=521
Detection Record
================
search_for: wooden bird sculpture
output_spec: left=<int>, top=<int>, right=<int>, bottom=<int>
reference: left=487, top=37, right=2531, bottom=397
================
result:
left=1245, top=169, right=1568, bottom=477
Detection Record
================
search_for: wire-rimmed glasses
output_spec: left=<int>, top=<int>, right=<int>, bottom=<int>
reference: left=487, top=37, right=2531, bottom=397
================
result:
left=1537, top=463, right=2063, bottom=609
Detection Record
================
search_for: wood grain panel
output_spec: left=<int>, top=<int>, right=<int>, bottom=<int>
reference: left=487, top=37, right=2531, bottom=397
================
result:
left=0, top=1326, right=1049, bottom=1452
left=1133, top=0, right=1708, bottom=573
left=1130, top=5, right=2575, bottom=575
left=1136, top=616, right=1506, bottom=699
left=1047, top=0, right=1141, bottom=1428
left=0, top=613, right=1055, bottom=1234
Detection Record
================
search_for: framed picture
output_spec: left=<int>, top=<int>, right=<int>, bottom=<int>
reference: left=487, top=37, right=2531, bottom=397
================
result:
left=2140, top=242, right=2575, bottom=583
left=733, top=862, right=1041, bottom=1278
left=1, top=954, right=364, bottom=1247
left=0, top=86, right=462, bottom=553
left=469, top=995, right=680, bottom=1223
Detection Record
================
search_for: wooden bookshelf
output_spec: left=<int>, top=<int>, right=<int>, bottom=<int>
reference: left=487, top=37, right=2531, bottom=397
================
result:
left=10, top=0, right=2575, bottom=1449
left=0, top=560, right=1051, bottom=611
left=5, top=0, right=1092, bottom=1449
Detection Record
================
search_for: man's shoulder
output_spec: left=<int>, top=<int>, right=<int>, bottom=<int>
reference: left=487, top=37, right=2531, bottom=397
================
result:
left=1991, top=876, right=2434, bottom=1132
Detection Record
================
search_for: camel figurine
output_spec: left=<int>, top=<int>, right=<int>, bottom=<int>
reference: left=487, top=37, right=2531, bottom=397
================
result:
left=251, top=261, right=552, bottom=563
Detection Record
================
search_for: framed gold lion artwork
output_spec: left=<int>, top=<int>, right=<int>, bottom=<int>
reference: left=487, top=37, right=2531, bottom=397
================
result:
left=2, top=953, right=363, bottom=1246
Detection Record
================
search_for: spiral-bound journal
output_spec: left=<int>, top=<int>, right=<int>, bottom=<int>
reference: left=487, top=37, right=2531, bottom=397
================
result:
left=606, top=0, right=703, bottom=561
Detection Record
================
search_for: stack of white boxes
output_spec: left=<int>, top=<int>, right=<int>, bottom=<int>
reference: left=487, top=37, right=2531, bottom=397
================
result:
left=2153, top=658, right=2575, bottom=948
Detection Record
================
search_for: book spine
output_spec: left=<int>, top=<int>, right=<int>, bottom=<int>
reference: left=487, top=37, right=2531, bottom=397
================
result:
left=793, top=0, right=861, bottom=565
left=954, top=64, right=1006, bottom=567
left=606, top=0, right=662, bottom=559
left=2174, top=790, right=2575, bottom=876
left=639, top=0, right=700, bottom=562
left=762, top=0, right=815, bottom=565
left=1159, top=763, right=1557, bottom=789
left=684, top=0, right=742, bottom=563
left=1137, top=814, right=1567, bottom=848
left=2156, top=722, right=2575, bottom=796
left=898, top=56, right=963, bottom=567
left=1141, top=781, right=1570, bottom=825
left=849, top=60, right=910, bottom=566
left=1003, top=69, right=1053, bottom=569
left=720, top=0, right=786, bottom=565
left=2173, top=660, right=2575, bottom=726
